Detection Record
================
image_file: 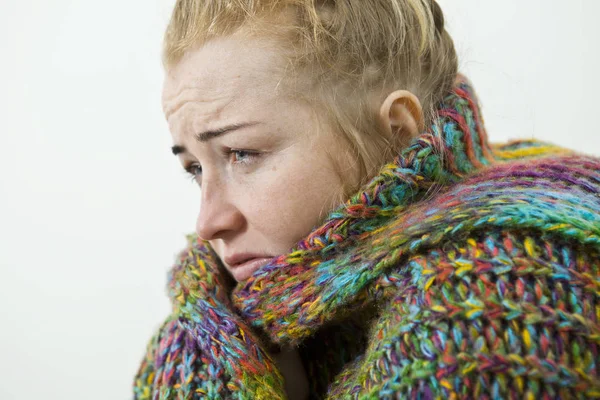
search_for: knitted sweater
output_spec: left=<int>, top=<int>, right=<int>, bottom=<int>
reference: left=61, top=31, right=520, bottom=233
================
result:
left=134, top=74, right=600, bottom=399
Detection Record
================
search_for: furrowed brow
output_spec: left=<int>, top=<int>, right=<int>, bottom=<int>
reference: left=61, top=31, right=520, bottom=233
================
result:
left=171, top=122, right=260, bottom=155
left=195, top=122, right=260, bottom=143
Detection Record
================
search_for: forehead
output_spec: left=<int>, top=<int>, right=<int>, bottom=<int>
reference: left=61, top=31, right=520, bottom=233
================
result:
left=161, top=36, right=287, bottom=117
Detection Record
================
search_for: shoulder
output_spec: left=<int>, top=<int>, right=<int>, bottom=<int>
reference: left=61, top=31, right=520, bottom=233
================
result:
left=375, top=151, right=600, bottom=317
left=375, top=152, right=600, bottom=258
left=343, top=153, right=600, bottom=395
left=355, top=229, right=600, bottom=396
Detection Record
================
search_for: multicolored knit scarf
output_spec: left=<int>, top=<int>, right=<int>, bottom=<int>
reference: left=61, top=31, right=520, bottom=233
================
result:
left=134, top=74, right=600, bottom=399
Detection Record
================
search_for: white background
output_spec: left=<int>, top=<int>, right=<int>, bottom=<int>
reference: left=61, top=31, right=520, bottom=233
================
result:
left=1, top=1, right=599, bottom=399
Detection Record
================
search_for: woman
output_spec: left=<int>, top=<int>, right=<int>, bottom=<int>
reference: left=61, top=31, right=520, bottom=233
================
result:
left=134, top=1, right=600, bottom=398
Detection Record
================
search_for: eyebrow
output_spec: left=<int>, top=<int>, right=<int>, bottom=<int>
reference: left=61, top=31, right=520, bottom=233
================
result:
left=171, top=122, right=260, bottom=155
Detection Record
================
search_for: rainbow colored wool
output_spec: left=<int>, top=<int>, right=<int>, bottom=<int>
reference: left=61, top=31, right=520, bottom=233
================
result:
left=134, top=74, right=600, bottom=399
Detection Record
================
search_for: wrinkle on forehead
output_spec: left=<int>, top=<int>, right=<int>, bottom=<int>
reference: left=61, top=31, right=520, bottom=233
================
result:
left=162, top=83, right=233, bottom=121
left=161, top=35, right=289, bottom=119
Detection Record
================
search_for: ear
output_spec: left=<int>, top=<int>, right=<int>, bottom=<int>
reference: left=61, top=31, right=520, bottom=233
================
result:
left=378, top=90, right=424, bottom=142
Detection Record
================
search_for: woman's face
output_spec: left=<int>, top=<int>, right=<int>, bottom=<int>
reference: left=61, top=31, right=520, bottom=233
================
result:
left=162, top=35, right=358, bottom=281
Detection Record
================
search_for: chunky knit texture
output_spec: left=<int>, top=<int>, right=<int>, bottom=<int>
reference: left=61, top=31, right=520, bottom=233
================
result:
left=134, top=74, right=600, bottom=399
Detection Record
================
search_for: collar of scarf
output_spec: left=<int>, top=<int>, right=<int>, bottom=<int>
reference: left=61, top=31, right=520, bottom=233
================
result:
left=170, top=73, right=589, bottom=352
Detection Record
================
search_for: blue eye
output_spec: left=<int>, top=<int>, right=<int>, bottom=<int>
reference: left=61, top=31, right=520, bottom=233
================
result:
left=229, top=149, right=254, bottom=163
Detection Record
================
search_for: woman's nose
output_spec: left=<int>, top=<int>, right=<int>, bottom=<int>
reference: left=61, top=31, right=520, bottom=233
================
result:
left=195, top=183, right=244, bottom=241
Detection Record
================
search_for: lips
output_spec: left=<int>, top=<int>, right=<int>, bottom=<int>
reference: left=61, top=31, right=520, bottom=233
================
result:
left=228, top=257, right=274, bottom=282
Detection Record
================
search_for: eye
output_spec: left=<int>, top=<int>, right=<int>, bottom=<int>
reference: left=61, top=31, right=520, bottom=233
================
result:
left=182, top=149, right=261, bottom=185
left=228, top=149, right=258, bottom=164
left=183, top=163, right=202, bottom=182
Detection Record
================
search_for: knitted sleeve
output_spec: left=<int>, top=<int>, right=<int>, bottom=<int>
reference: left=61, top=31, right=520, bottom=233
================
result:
left=133, top=236, right=285, bottom=400
left=332, top=230, right=599, bottom=399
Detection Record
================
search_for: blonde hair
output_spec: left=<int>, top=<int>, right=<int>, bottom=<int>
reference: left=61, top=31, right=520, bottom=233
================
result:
left=164, top=0, right=457, bottom=204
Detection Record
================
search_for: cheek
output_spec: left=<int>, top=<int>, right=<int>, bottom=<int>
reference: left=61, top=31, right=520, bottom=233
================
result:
left=241, top=157, right=343, bottom=244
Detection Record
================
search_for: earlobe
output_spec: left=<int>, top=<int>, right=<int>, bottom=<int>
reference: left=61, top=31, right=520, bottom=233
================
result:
left=379, top=90, right=424, bottom=141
